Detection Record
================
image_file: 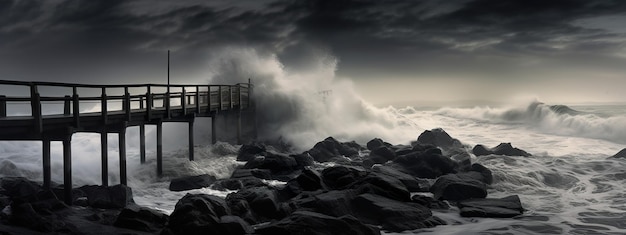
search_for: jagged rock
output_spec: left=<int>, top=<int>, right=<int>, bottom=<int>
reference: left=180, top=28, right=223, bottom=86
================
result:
left=450, top=150, right=472, bottom=172
left=411, top=194, right=450, bottom=210
left=219, top=215, right=254, bottom=235
left=226, top=187, right=283, bottom=222
left=78, top=184, right=134, bottom=209
left=609, top=148, right=626, bottom=159
left=255, top=210, right=380, bottom=235
left=296, top=167, right=324, bottom=191
left=352, top=172, right=410, bottom=202
left=237, top=143, right=267, bottom=161
left=366, top=138, right=390, bottom=151
left=0, top=177, right=41, bottom=203
left=305, top=190, right=357, bottom=217
left=169, top=174, right=217, bottom=192
left=390, top=147, right=458, bottom=179
left=473, top=143, right=531, bottom=157
left=322, top=166, right=367, bottom=190
left=393, top=146, right=415, bottom=156
left=292, top=153, right=315, bottom=169
left=458, top=195, right=524, bottom=218
left=113, top=204, right=168, bottom=232
left=470, top=163, right=493, bottom=185
left=242, top=152, right=298, bottom=175
left=307, top=137, right=360, bottom=162
left=231, top=168, right=272, bottom=180
left=212, top=178, right=245, bottom=191
left=352, top=193, right=441, bottom=232
left=163, top=194, right=230, bottom=235
left=430, top=173, right=487, bottom=201
left=417, top=128, right=463, bottom=150
left=368, top=146, right=396, bottom=164
left=372, top=165, right=426, bottom=192
left=9, top=202, right=60, bottom=232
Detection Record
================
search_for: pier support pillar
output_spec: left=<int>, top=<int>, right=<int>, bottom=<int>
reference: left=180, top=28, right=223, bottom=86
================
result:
left=101, top=130, right=108, bottom=186
left=62, top=138, right=72, bottom=205
left=237, top=109, right=242, bottom=145
left=42, top=140, right=51, bottom=189
left=140, top=124, right=146, bottom=164
left=188, top=120, right=194, bottom=161
left=211, top=116, right=217, bottom=144
left=156, top=122, right=163, bottom=177
left=119, top=128, right=127, bottom=186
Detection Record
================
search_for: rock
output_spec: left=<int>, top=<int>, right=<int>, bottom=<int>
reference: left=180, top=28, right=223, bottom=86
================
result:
left=242, top=152, right=298, bottom=175
left=393, top=146, right=415, bottom=156
left=368, top=146, right=396, bottom=164
left=255, top=210, right=381, bottom=235
left=472, top=143, right=531, bottom=157
left=0, top=177, right=41, bottom=203
left=458, top=195, right=524, bottom=218
left=450, top=150, right=472, bottom=172
left=609, top=148, right=626, bottom=159
left=78, top=184, right=134, bottom=209
left=470, top=163, right=493, bottom=185
left=306, top=190, right=357, bottom=217
left=430, top=173, right=487, bottom=201
left=164, top=194, right=230, bottom=235
left=113, top=204, right=168, bottom=232
left=306, top=137, right=360, bottom=162
left=366, top=138, right=390, bottom=151
left=417, top=128, right=463, bottom=150
left=391, top=148, right=458, bottom=179
left=372, top=165, right=426, bottom=192
left=219, top=215, right=254, bottom=235
left=237, top=143, right=266, bottom=161
left=352, top=193, right=440, bottom=232
left=169, top=174, right=217, bottom=192
left=226, top=187, right=282, bottom=221
left=231, top=168, right=272, bottom=180
left=296, top=167, right=324, bottom=191
left=212, top=178, right=244, bottom=191
left=292, top=153, right=315, bottom=169
left=411, top=194, right=450, bottom=210
left=9, top=202, right=60, bottom=232
left=353, top=172, right=410, bottom=202
left=322, top=166, right=367, bottom=190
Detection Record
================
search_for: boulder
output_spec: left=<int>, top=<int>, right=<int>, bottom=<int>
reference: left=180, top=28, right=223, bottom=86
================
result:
left=0, top=177, right=41, bottom=203
left=169, top=174, right=217, bottom=192
left=416, top=128, right=463, bottom=150
left=226, top=187, right=283, bottom=221
left=368, top=146, right=396, bottom=164
left=371, top=165, right=426, bottom=192
left=255, top=211, right=381, bottom=235
left=352, top=172, right=410, bottom=202
left=473, top=143, right=531, bottom=157
left=322, top=166, right=367, bottom=190
left=391, top=149, right=458, bottom=179
left=212, top=179, right=245, bottom=191
left=8, top=202, right=60, bottom=232
left=352, top=193, right=442, bottom=232
left=113, top=204, right=168, bottom=232
left=219, top=215, right=254, bottom=235
left=457, top=195, right=524, bottom=218
left=470, top=163, right=493, bottom=185
left=242, top=152, right=298, bottom=175
left=430, top=173, right=487, bottom=201
left=296, top=167, right=324, bottom=191
left=366, top=138, right=390, bottom=151
left=237, top=143, right=266, bottom=161
left=231, top=168, right=272, bottom=180
left=411, top=194, right=450, bottom=210
left=78, top=184, right=134, bottom=209
left=306, top=137, right=360, bottom=162
left=609, top=148, right=626, bottom=159
left=164, top=194, right=230, bottom=235
left=306, top=190, right=357, bottom=217
left=292, top=153, right=315, bottom=169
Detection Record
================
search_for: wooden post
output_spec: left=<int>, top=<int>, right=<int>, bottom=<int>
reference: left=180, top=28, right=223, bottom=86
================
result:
left=156, top=122, right=163, bottom=177
left=140, top=124, right=146, bottom=164
left=72, top=87, right=79, bottom=128
left=195, top=85, right=200, bottom=113
left=218, top=86, right=223, bottom=111
left=124, top=87, right=131, bottom=122
left=101, top=88, right=107, bottom=125
left=64, top=95, right=71, bottom=115
left=119, top=127, right=127, bottom=185
left=139, top=96, right=144, bottom=109
left=188, top=120, right=194, bottom=161
left=182, top=87, right=187, bottom=115
left=101, top=129, right=108, bottom=186
left=229, top=86, right=233, bottom=109
left=0, top=95, right=6, bottom=117
left=30, top=84, right=42, bottom=133
left=42, top=140, right=51, bottom=189
left=211, top=116, right=217, bottom=144
left=207, top=86, right=212, bottom=113
left=63, top=138, right=72, bottom=205
left=146, top=85, right=152, bottom=121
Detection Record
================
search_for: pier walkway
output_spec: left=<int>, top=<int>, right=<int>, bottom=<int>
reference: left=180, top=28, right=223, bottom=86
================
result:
left=0, top=79, right=256, bottom=204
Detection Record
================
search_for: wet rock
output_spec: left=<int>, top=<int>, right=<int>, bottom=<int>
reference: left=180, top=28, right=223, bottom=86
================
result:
left=307, top=137, right=360, bottom=162
left=226, top=187, right=283, bottom=222
left=391, top=148, right=458, bottom=179
left=242, top=152, right=298, bottom=175
left=470, top=163, right=493, bottom=185
left=366, top=138, right=390, bottom=151
left=430, top=173, right=487, bottom=201
left=296, top=167, right=324, bottom=191
left=352, top=193, right=439, bottom=232
left=255, top=210, right=380, bottom=235
left=212, top=178, right=245, bottom=191
left=163, top=194, right=230, bottom=235
left=0, top=177, right=41, bottom=203
left=368, top=146, right=396, bottom=164
left=237, top=143, right=266, bottom=161
left=322, top=166, right=367, bottom=190
left=473, top=143, right=531, bottom=157
left=305, top=190, right=357, bottom=217
left=411, top=194, right=450, bottom=210
left=113, top=204, right=168, bottom=232
left=169, top=174, right=217, bottom=192
left=353, top=172, right=410, bottom=202
left=372, top=165, right=426, bottom=192
left=231, top=168, right=272, bottom=180
left=417, top=128, right=463, bottom=150
left=78, top=184, right=134, bottom=209
left=219, top=215, right=254, bottom=235
left=292, top=153, right=315, bottom=169
left=9, top=202, right=61, bottom=232
left=458, top=195, right=524, bottom=218
left=609, top=148, right=626, bottom=159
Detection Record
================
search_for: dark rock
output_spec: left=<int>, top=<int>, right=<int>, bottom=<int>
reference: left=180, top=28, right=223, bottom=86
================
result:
left=307, top=137, right=360, bottom=162
left=255, top=210, right=380, bottom=235
left=113, top=204, right=168, bottom=232
left=219, top=215, right=254, bottom=235
left=169, top=174, right=217, bottom=192
left=322, top=166, right=367, bottom=190
left=372, top=165, right=425, bottom=192
left=164, top=194, right=230, bottom=235
left=417, top=128, right=463, bottom=150
left=352, top=193, right=440, bottom=232
left=242, top=152, right=298, bottom=175
left=366, top=138, right=390, bottom=151
left=393, top=146, right=415, bottom=156
left=292, top=153, right=315, bottom=169
left=430, top=173, right=487, bottom=201
left=458, top=195, right=524, bottom=218
left=391, top=149, right=458, bottom=179
left=450, top=150, right=472, bottom=172
left=473, top=143, right=531, bottom=157
left=231, top=168, right=272, bottom=180
left=78, top=184, right=134, bottom=209
left=9, top=202, right=60, bottom=232
left=353, top=172, right=410, bottom=202
left=226, top=187, right=282, bottom=221
left=0, top=177, right=41, bottom=203
left=470, top=163, right=493, bottom=185
left=307, top=190, right=357, bottom=217
left=609, top=148, right=626, bottom=159
left=237, top=143, right=267, bottom=161
left=296, top=167, right=324, bottom=191
left=212, top=178, right=245, bottom=191
left=369, top=146, right=396, bottom=164
left=411, top=194, right=450, bottom=210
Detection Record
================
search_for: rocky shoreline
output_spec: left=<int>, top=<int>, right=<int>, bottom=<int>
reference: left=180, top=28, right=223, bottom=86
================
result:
left=5, top=128, right=622, bottom=234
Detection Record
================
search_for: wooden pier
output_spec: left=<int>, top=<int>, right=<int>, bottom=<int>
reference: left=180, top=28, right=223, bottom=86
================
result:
left=0, top=79, right=256, bottom=205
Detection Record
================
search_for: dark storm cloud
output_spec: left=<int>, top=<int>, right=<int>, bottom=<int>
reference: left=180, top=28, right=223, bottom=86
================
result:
left=1, top=0, right=625, bottom=84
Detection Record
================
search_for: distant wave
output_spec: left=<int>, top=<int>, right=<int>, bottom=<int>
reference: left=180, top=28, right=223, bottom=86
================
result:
left=435, top=101, right=626, bottom=144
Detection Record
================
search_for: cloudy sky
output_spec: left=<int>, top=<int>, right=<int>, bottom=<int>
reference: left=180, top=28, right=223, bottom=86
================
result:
left=2, top=0, right=626, bottom=105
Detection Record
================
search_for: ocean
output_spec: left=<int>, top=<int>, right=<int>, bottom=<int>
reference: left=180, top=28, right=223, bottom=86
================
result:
left=1, top=100, right=625, bottom=234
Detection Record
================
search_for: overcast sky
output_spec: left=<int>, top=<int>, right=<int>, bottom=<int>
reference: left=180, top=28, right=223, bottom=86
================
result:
left=1, top=0, right=626, bottom=105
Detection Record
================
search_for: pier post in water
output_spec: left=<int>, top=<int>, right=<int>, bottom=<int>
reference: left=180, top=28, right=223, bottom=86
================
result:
left=188, top=119, right=194, bottom=161
left=101, top=129, right=108, bottom=186
left=42, top=140, right=51, bottom=189
left=63, top=137, right=72, bottom=205
left=140, top=124, right=146, bottom=164
left=156, top=121, right=163, bottom=177
left=119, top=127, right=127, bottom=185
